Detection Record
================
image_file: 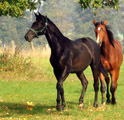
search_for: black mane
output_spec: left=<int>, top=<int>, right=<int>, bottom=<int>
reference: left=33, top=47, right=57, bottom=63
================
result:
left=45, top=17, right=72, bottom=49
left=47, top=17, right=64, bottom=38
left=95, top=22, right=114, bottom=47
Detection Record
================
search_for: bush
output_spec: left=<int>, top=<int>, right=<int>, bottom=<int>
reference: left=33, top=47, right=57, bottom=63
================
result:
left=0, top=48, right=32, bottom=73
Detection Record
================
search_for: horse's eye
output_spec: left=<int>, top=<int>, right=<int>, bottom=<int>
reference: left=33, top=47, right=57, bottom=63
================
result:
left=34, top=22, right=38, bottom=26
left=101, top=28, right=104, bottom=32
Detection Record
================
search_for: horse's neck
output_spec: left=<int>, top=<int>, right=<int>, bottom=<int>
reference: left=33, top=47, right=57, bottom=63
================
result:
left=101, top=34, right=111, bottom=56
left=45, top=20, right=65, bottom=54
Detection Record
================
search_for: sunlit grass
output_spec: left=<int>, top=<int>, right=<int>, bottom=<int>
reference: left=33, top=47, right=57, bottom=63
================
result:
left=0, top=71, right=124, bottom=120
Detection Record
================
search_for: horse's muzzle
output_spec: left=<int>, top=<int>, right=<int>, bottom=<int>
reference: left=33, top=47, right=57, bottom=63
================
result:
left=25, top=35, right=32, bottom=42
left=25, top=35, right=29, bottom=41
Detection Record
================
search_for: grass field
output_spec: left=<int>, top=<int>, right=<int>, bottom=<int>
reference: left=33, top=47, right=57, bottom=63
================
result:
left=0, top=52, right=124, bottom=120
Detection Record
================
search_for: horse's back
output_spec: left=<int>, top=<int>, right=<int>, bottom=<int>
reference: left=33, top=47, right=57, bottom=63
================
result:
left=75, top=37, right=99, bottom=52
left=75, top=37, right=101, bottom=65
left=81, top=37, right=100, bottom=58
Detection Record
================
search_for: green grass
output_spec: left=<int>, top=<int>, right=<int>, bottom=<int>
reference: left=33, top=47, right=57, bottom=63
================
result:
left=0, top=57, right=124, bottom=120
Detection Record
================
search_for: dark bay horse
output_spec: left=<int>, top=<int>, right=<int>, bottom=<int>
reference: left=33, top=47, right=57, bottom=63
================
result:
left=93, top=19, right=123, bottom=104
left=25, top=13, right=107, bottom=111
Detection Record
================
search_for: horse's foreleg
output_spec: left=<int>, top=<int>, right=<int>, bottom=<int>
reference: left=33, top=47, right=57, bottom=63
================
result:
left=105, top=75, right=110, bottom=103
left=100, top=73, right=106, bottom=105
left=76, top=72, right=88, bottom=110
left=55, top=66, right=69, bottom=111
left=56, top=82, right=61, bottom=110
left=56, top=81, right=66, bottom=110
left=110, top=69, right=119, bottom=104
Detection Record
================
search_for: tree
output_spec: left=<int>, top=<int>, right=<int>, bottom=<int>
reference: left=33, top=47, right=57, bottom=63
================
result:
left=0, top=0, right=46, bottom=17
left=0, top=0, right=120, bottom=17
left=79, top=0, right=119, bottom=10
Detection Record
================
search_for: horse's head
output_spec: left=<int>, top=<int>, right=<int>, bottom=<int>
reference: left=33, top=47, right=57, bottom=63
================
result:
left=93, top=19, right=107, bottom=46
left=25, top=13, right=47, bottom=42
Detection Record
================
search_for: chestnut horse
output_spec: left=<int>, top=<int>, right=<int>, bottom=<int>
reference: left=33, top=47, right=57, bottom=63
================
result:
left=93, top=19, right=123, bottom=104
left=25, top=13, right=108, bottom=111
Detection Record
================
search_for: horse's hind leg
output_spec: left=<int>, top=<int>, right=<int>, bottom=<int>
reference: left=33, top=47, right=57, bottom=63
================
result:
left=91, top=68, right=99, bottom=107
left=110, top=69, right=120, bottom=104
left=76, top=72, right=88, bottom=110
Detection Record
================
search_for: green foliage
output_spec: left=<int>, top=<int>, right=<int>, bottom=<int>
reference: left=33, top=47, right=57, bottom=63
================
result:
left=79, top=0, right=119, bottom=9
left=0, top=0, right=119, bottom=17
left=0, top=0, right=45, bottom=17
left=79, top=0, right=91, bottom=9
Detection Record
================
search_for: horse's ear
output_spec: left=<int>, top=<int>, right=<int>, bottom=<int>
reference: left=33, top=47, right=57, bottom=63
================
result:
left=38, top=12, right=44, bottom=18
left=34, top=12, right=39, bottom=19
left=104, top=19, right=107, bottom=25
left=38, top=12, right=45, bottom=21
left=93, top=19, right=96, bottom=25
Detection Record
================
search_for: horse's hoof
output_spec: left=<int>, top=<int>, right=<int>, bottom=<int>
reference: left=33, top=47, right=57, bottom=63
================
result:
left=102, top=102, right=106, bottom=106
left=111, top=100, right=116, bottom=105
left=79, top=104, right=84, bottom=110
left=56, top=105, right=62, bottom=111
left=93, top=103, right=98, bottom=108
left=106, top=99, right=111, bottom=104
left=61, top=104, right=65, bottom=110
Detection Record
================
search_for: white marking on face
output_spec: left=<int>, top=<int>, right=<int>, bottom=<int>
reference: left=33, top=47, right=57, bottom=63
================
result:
left=98, top=27, right=101, bottom=31
left=96, top=34, right=100, bottom=44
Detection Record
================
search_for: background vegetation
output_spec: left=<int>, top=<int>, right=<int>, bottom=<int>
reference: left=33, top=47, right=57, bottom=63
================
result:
left=0, top=0, right=124, bottom=52
left=0, top=0, right=46, bottom=17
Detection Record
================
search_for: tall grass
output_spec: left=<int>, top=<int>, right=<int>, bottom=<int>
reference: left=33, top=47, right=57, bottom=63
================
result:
left=21, top=44, right=51, bottom=58
left=0, top=48, right=31, bottom=72
left=0, top=44, right=52, bottom=81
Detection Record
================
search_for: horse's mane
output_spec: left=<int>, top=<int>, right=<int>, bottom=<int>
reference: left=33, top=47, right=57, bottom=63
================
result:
left=47, top=17, right=65, bottom=39
left=95, top=22, right=114, bottom=47
left=46, top=17, right=71, bottom=46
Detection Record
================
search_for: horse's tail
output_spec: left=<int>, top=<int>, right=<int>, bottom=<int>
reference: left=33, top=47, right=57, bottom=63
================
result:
left=100, top=62, right=108, bottom=78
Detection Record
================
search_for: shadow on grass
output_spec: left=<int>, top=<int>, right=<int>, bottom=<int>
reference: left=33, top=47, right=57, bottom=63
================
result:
left=0, top=101, right=79, bottom=118
left=0, top=102, right=56, bottom=117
